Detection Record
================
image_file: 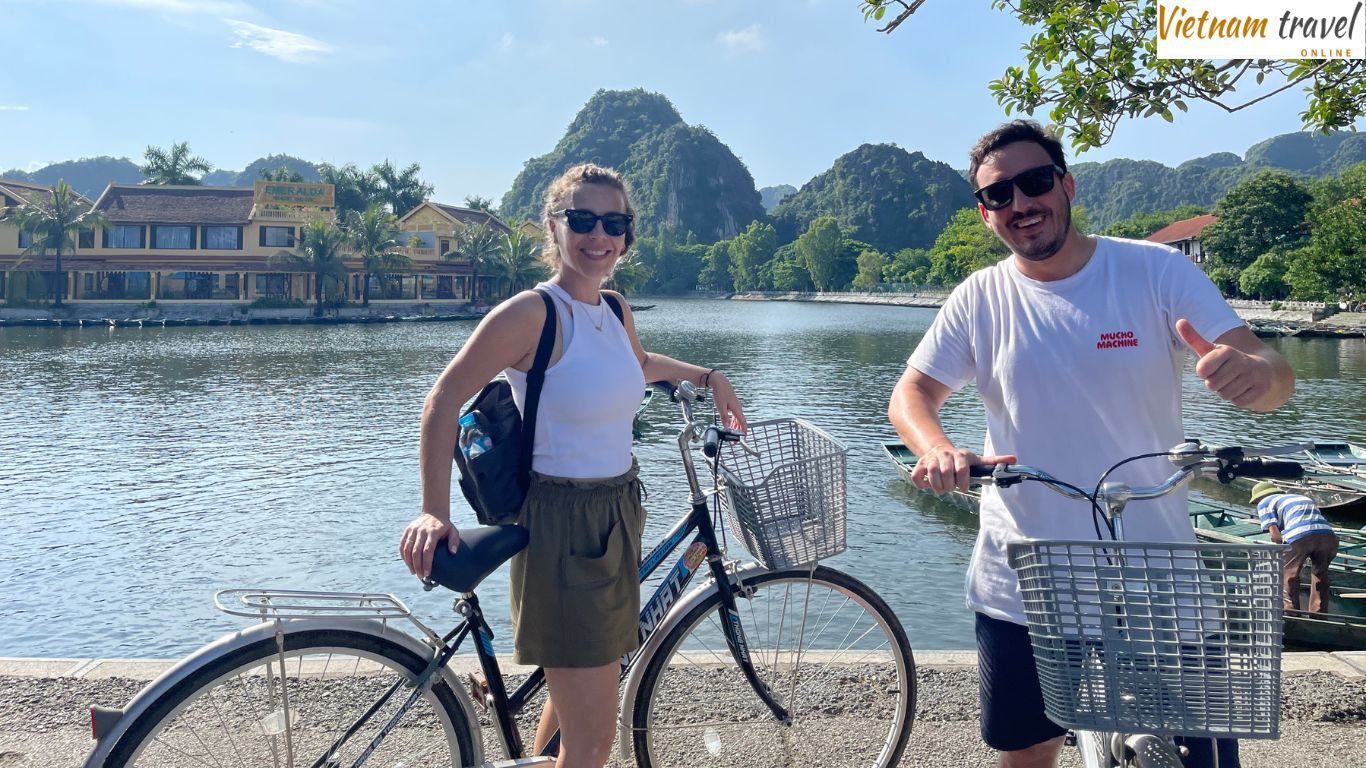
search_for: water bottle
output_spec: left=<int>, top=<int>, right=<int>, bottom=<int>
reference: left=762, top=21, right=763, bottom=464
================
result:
left=458, top=412, right=492, bottom=460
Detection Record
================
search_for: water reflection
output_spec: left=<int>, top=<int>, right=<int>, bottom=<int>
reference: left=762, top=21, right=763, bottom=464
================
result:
left=0, top=300, right=1361, bottom=658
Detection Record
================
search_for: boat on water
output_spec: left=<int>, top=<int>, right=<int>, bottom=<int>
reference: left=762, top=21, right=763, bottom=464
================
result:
left=883, top=441, right=1366, bottom=650
left=1304, top=441, right=1366, bottom=469
left=629, top=304, right=656, bottom=312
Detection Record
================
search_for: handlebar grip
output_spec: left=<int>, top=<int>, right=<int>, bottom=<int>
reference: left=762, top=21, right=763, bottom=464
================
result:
left=703, top=427, right=722, bottom=458
left=969, top=465, right=997, bottom=478
left=1232, top=459, right=1304, bottom=480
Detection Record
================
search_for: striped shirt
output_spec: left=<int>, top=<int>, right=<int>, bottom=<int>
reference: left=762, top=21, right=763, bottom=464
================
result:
left=1257, top=493, right=1335, bottom=543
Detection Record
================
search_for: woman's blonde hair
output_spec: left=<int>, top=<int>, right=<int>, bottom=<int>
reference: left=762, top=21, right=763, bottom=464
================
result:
left=540, top=163, right=636, bottom=270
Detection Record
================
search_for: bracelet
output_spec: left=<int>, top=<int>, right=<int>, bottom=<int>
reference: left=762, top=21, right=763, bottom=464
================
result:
left=702, top=368, right=716, bottom=388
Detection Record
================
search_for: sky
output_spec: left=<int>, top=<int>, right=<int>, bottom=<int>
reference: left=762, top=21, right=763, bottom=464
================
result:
left=2, top=0, right=1359, bottom=204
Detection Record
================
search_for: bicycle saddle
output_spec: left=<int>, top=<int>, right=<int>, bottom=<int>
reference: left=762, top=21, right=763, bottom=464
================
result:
left=427, top=524, right=530, bottom=593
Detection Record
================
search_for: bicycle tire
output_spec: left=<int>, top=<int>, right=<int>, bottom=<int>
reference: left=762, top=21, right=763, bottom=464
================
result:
left=1075, top=729, right=1114, bottom=768
left=104, top=628, right=478, bottom=768
left=631, top=566, right=915, bottom=768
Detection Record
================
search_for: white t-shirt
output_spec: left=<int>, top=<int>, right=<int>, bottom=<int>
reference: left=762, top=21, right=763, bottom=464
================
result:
left=908, top=237, right=1244, bottom=623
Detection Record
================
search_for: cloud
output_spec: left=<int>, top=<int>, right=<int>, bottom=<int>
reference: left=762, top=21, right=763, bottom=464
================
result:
left=227, top=19, right=332, bottom=63
left=717, top=24, right=764, bottom=53
left=82, top=0, right=253, bottom=16
left=592, top=35, right=608, bottom=47
left=0, top=106, right=31, bottom=111
left=500, top=33, right=514, bottom=50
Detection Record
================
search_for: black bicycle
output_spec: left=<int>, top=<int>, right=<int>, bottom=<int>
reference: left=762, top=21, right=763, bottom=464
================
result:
left=86, top=380, right=916, bottom=768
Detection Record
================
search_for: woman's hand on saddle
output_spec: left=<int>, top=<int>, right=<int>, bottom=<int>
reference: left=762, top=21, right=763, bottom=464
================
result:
left=400, top=513, right=459, bottom=579
left=912, top=443, right=1016, bottom=496
left=708, top=371, right=748, bottom=432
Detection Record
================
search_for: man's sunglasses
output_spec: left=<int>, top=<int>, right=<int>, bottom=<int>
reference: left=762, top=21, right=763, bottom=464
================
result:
left=973, top=164, right=1066, bottom=211
left=554, top=208, right=634, bottom=237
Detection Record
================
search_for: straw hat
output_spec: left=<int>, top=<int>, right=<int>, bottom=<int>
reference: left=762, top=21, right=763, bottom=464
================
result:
left=1249, top=481, right=1282, bottom=504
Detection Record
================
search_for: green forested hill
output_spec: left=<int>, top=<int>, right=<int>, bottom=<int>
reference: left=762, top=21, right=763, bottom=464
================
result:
left=2, top=157, right=144, bottom=198
left=1071, top=132, right=1366, bottom=227
left=498, top=89, right=765, bottom=243
left=759, top=184, right=797, bottom=211
left=771, top=143, right=973, bottom=252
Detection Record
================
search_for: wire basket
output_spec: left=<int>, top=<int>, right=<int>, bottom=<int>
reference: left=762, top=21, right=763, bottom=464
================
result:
left=716, top=418, right=847, bottom=569
left=1007, top=540, right=1284, bottom=739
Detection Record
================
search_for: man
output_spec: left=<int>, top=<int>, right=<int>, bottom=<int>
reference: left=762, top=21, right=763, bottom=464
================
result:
left=888, top=120, right=1295, bottom=768
left=1252, top=481, right=1340, bottom=613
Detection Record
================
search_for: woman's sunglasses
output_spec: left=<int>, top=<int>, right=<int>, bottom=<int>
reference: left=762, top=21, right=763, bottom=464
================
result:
left=973, top=164, right=1066, bottom=211
left=554, top=208, right=634, bottom=237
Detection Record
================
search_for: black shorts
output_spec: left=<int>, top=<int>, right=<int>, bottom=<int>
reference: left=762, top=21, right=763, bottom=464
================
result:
left=976, top=612, right=1242, bottom=766
left=976, top=612, right=1066, bottom=752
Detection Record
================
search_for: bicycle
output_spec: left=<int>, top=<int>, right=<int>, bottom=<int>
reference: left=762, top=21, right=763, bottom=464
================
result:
left=84, top=380, right=916, bottom=768
left=967, top=440, right=1306, bottom=768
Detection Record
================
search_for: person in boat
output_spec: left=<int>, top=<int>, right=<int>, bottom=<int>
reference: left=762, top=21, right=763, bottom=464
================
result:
left=1251, top=481, right=1340, bottom=613
left=400, top=163, right=747, bottom=768
left=887, top=120, right=1296, bottom=768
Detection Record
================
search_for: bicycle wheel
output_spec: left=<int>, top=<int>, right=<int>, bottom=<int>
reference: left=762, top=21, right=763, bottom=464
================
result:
left=1075, top=729, right=1114, bottom=768
left=106, top=628, right=478, bottom=768
left=632, top=566, right=915, bottom=768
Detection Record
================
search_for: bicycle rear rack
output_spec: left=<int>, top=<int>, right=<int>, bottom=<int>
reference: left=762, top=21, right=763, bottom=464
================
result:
left=214, top=589, right=421, bottom=622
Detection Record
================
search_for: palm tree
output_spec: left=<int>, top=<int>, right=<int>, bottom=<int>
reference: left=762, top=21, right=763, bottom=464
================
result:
left=344, top=203, right=412, bottom=307
left=4, top=180, right=108, bottom=307
left=141, top=141, right=214, bottom=185
left=491, top=226, right=549, bottom=298
left=270, top=219, right=348, bottom=316
left=373, top=160, right=433, bottom=218
left=445, top=221, right=502, bottom=304
left=463, top=195, right=497, bottom=214
left=607, top=250, right=651, bottom=296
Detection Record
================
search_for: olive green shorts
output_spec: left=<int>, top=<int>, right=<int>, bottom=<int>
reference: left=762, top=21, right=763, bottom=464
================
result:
left=508, top=461, right=645, bottom=668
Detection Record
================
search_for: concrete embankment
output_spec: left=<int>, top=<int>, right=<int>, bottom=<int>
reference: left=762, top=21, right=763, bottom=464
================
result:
left=0, top=302, right=483, bottom=328
left=3, top=652, right=1362, bottom=768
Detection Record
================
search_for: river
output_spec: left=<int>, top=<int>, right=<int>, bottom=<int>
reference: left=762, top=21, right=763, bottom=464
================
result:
left=1, top=298, right=1363, bottom=658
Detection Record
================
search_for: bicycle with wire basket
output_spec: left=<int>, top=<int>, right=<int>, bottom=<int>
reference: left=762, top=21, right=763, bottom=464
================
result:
left=968, top=440, right=1307, bottom=768
left=83, top=380, right=916, bottom=768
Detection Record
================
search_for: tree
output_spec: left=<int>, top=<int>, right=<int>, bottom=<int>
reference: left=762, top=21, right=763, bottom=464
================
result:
left=344, top=204, right=411, bottom=307
left=260, top=165, right=305, bottom=183
left=886, top=247, right=932, bottom=286
left=446, top=221, right=502, bottom=304
left=141, top=141, right=213, bottom=185
left=699, top=239, right=733, bottom=292
left=464, top=195, right=498, bottom=214
left=1298, top=198, right=1366, bottom=304
left=3, top=180, right=109, bottom=307
left=607, top=250, right=651, bottom=296
left=319, top=163, right=383, bottom=218
left=270, top=219, right=348, bottom=316
left=853, top=249, right=889, bottom=291
left=1201, top=170, right=1312, bottom=273
left=796, top=217, right=845, bottom=291
left=729, top=222, right=778, bottom=292
left=861, top=1, right=1366, bottom=151
left=373, top=160, right=434, bottom=218
left=769, top=244, right=811, bottom=291
left=928, top=207, right=1010, bottom=285
left=1238, top=250, right=1290, bottom=300
left=491, top=226, right=549, bottom=298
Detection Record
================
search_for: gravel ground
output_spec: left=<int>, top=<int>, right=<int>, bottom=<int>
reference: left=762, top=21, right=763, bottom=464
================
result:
left=2, top=667, right=1362, bottom=767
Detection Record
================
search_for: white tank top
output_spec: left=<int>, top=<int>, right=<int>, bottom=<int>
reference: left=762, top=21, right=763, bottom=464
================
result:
left=505, top=283, right=645, bottom=478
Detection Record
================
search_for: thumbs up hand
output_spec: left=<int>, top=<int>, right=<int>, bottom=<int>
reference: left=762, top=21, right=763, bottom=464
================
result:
left=1175, top=319, right=1274, bottom=409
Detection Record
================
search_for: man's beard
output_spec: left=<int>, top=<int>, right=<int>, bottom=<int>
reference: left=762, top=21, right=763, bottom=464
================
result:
left=1015, top=202, right=1072, bottom=262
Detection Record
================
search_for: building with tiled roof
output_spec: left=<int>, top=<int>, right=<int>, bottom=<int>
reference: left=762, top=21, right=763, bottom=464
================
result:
left=1, top=180, right=491, bottom=305
left=1146, top=214, right=1217, bottom=263
left=396, top=202, right=513, bottom=300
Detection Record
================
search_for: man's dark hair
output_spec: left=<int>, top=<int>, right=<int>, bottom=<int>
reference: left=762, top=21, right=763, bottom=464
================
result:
left=968, top=120, right=1068, bottom=188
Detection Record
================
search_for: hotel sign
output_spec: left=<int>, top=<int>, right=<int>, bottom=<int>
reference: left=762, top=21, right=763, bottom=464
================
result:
left=253, top=181, right=336, bottom=208
left=1157, top=1, right=1364, bottom=59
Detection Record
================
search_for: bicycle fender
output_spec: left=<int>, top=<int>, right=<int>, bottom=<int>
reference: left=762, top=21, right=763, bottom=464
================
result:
left=615, top=560, right=775, bottom=762
left=81, top=617, right=483, bottom=768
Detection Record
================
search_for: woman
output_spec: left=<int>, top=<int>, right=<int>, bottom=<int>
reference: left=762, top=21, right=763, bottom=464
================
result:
left=400, top=162, right=746, bottom=768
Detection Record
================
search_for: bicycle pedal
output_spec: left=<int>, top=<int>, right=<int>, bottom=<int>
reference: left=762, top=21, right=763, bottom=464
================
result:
left=468, top=672, right=490, bottom=712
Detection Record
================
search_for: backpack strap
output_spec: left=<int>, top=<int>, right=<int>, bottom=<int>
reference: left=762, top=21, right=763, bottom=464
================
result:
left=602, top=292, right=625, bottom=325
left=519, top=288, right=557, bottom=480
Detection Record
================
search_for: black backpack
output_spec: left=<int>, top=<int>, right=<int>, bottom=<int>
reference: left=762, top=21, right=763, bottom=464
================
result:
left=453, top=289, right=624, bottom=525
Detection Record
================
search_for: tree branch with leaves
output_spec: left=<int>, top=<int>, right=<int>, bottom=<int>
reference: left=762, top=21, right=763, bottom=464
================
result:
left=861, top=1, right=1366, bottom=151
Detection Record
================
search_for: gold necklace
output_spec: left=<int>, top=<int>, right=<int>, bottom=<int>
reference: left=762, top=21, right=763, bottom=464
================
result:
left=580, top=298, right=606, bottom=332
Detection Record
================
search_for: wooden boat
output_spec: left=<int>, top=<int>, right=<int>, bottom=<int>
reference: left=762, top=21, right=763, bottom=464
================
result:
left=1304, top=441, right=1366, bottom=469
left=882, top=441, right=983, bottom=512
left=629, top=304, right=656, bottom=312
left=1187, top=499, right=1366, bottom=590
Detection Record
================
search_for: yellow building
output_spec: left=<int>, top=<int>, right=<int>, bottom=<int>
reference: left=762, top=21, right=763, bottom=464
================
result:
left=0, top=179, right=509, bottom=307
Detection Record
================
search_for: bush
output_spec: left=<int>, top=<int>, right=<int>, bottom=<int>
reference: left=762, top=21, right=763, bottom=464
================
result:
left=1270, top=300, right=1282, bottom=311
